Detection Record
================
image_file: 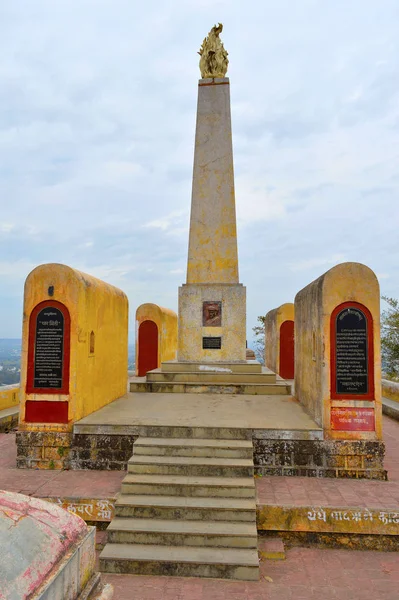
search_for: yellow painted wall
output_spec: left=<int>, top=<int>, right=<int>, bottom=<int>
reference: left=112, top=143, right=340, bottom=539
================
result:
left=294, top=262, right=382, bottom=440
left=382, top=379, right=399, bottom=403
left=19, top=263, right=128, bottom=432
left=264, top=303, right=294, bottom=374
left=135, top=303, right=177, bottom=374
left=0, top=384, right=20, bottom=411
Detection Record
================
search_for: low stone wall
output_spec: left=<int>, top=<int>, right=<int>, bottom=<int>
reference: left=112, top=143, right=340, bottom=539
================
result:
left=382, top=379, right=399, bottom=403
left=68, top=433, right=137, bottom=470
left=16, top=431, right=72, bottom=469
left=61, top=431, right=386, bottom=479
left=253, top=438, right=386, bottom=480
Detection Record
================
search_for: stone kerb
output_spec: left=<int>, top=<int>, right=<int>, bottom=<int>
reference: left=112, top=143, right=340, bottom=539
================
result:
left=294, top=262, right=382, bottom=442
left=17, top=263, right=129, bottom=469
left=264, top=303, right=294, bottom=378
left=135, top=303, right=177, bottom=376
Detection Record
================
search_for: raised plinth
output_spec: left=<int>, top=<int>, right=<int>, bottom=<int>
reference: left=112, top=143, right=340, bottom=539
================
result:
left=129, top=362, right=291, bottom=395
left=178, top=283, right=246, bottom=363
left=162, top=360, right=262, bottom=373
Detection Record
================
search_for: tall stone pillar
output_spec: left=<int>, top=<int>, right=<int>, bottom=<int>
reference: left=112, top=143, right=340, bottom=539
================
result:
left=178, top=77, right=246, bottom=362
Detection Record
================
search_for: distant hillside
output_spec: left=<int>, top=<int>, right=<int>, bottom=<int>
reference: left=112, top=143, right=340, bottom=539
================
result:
left=0, top=339, right=21, bottom=385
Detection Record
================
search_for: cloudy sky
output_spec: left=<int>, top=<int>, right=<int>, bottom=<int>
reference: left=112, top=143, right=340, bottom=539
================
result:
left=0, top=0, right=398, bottom=341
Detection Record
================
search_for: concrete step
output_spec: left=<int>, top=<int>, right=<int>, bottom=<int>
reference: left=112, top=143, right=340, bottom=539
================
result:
left=133, top=437, right=253, bottom=459
left=128, top=455, right=254, bottom=477
left=99, top=543, right=259, bottom=580
left=107, top=518, right=258, bottom=548
left=147, top=370, right=276, bottom=384
left=161, top=360, right=263, bottom=374
left=258, top=537, right=286, bottom=560
left=130, top=381, right=291, bottom=395
left=121, top=473, right=255, bottom=498
left=114, top=494, right=256, bottom=521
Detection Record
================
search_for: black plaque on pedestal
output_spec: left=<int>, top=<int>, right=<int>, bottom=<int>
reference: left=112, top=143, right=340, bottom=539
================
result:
left=203, top=337, right=222, bottom=350
left=33, top=307, right=65, bottom=389
left=335, top=307, right=368, bottom=395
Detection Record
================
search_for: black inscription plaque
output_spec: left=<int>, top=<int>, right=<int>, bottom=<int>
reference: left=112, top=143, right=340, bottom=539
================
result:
left=335, top=307, right=368, bottom=395
left=203, top=337, right=222, bottom=350
left=33, top=307, right=65, bottom=389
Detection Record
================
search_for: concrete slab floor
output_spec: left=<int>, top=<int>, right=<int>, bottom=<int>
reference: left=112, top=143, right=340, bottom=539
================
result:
left=75, top=392, right=320, bottom=431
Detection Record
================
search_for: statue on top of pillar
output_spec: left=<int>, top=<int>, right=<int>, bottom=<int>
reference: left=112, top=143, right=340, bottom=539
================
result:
left=198, top=23, right=229, bottom=79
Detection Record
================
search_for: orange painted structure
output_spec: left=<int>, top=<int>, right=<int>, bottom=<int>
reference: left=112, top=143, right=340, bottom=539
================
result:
left=135, top=303, right=178, bottom=376
left=294, top=262, right=382, bottom=441
left=17, top=263, right=128, bottom=469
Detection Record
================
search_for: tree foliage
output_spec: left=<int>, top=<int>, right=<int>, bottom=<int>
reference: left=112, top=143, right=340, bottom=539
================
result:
left=252, top=315, right=265, bottom=364
left=381, top=296, right=399, bottom=379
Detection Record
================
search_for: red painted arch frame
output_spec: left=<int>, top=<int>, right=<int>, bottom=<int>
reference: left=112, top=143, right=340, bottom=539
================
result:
left=330, top=301, right=374, bottom=400
left=26, top=300, right=71, bottom=395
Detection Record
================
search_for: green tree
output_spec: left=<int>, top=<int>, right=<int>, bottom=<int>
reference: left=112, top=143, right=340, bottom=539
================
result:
left=381, top=296, right=399, bottom=379
left=252, top=315, right=265, bottom=364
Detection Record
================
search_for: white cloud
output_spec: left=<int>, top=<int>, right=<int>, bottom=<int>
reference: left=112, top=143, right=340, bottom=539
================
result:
left=0, top=0, right=398, bottom=337
left=288, top=254, right=346, bottom=273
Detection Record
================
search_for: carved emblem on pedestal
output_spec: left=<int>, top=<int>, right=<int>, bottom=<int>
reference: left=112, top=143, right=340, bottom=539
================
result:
left=203, top=301, right=222, bottom=327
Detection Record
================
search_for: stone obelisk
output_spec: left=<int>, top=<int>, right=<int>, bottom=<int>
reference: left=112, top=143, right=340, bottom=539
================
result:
left=178, top=24, right=246, bottom=362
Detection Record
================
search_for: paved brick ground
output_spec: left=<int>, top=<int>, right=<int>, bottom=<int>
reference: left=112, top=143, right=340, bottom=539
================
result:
left=101, top=547, right=399, bottom=599
left=0, top=415, right=398, bottom=506
left=0, top=433, right=124, bottom=497
left=2, top=415, right=399, bottom=597
left=256, top=415, right=399, bottom=508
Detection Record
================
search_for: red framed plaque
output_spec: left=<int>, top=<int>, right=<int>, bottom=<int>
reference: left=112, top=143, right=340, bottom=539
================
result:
left=26, top=300, right=71, bottom=395
left=331, top=407, right=375, bottom=431
left=330, top=302, right=374, bottom=400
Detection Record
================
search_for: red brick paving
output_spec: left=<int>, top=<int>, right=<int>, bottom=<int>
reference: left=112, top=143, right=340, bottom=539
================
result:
left=256, top=415, right=399, bottom=509
left=2, top=416, right=399, bottom=597
left=0, top=415, right=398, bottom=509
left=0, top=433, right=124, bottom=497
left=101, top=547, right=399, bottom=599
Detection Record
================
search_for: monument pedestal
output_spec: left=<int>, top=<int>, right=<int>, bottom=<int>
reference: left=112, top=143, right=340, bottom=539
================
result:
left=178, top=283, right=246, bottom=363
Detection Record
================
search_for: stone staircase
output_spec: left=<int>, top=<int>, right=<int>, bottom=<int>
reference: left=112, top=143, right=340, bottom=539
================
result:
left=130, top=362, right=291, bottom=395
left=100, top=435, right=259, bottom=580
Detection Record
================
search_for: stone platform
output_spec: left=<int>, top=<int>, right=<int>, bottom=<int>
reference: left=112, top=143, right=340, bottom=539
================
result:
left=130, top=362, right=291, bottom=395
left=52, top=392, right=384, bottom=479
left=3, top=415, right=399, bottom=538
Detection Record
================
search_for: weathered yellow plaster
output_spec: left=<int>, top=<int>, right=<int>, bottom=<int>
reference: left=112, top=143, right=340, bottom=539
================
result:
left=294, top=262, right=382, bottom=440
left=257, top=504, right=399, bottom=536
left=135, top=303, right=177, bottom=374
left=186, top=78, right=239, bottom=285
left=382, top=379, right=399, bottom=403
left=264, top=303, right=294, bottom=374
left=178, top=283, right=246, bottom=362
left=0, top=384, right=19, bottom=411
left=44, top=497, right=115, bottom=522
left=19, top=263, right=128, bottom=432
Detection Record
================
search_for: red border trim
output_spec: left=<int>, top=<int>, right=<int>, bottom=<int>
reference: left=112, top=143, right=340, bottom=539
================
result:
left=25, top=400, right=69, bottom=424
left=26, top=300, right=71, bottom=395
left=330, top=301, right=374, bottom=400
